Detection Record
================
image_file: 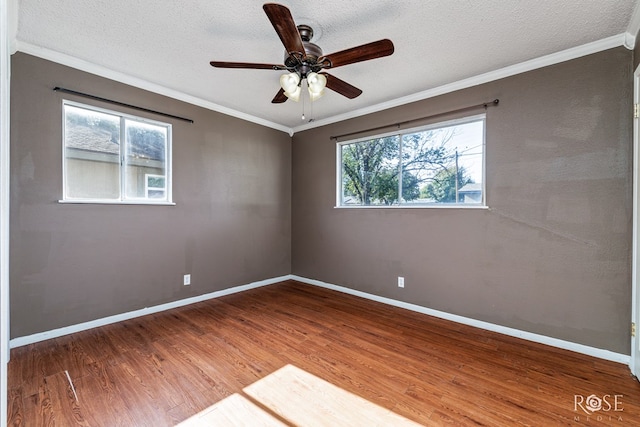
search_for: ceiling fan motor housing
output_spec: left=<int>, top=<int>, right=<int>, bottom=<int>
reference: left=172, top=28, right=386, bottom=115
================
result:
left=284, top=25, right=324, bottom=77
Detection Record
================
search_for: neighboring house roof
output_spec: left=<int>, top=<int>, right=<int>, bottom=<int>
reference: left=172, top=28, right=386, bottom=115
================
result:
left=458, top=183, right=482, bottom=193
left=66, top=125, right=164, bottom=161
left=66, top=126, right=119, bottom=155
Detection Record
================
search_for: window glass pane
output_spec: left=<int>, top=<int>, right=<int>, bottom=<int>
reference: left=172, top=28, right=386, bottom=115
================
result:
left=124, top=120, right=168, bottom=200
left=64, top=104, right=121, bottom=199
left=63, top=101, right=172, bottom=204
left=341, top=136, right=400, bottom=206
left=403, top=119, right=484, bottom=205
left=338, top=115, right=485, bottom=208
left=144, top=174, right=166, bottom=199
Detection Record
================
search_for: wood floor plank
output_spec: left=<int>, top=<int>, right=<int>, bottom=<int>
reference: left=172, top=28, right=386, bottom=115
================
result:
left=159, top=336, right=235, bottom=401
left=52, top=336, right=95, bottom=380
left=150, top=339, right=224, bottom=399
left=7, top=386, right=24, bottom=427
left=10, top=344, right=49, bottom=398
left=43, top=372, right=90, bottom=427
left=103, top=361, right=177, bottom=426
left=22, top=382, right=55, bottom=427
left=7, top=280, right=640, bottom=426
left=72, top=367, right=136, bottom=427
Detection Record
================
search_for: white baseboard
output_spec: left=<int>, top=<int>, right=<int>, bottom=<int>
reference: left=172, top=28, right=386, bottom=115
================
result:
left=290, top=275, right=631, bottom=365
left=9, top=275, right=293, bottom=348
left=11, top=273, right=631, bottom=366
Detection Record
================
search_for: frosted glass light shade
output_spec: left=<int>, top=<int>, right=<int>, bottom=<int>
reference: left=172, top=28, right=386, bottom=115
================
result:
left=285, top=85, right=301, bottom=102
left=309, top=90, right=324, bottom=102
left=307, top=72, right=326, bottom=101
left=280, top=72, right=301, bottom=101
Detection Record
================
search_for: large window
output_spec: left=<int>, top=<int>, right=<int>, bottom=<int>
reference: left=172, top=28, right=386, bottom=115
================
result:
left=63, top=101, right=172, bottom=204
left=338, top=115, right=485, bottom=207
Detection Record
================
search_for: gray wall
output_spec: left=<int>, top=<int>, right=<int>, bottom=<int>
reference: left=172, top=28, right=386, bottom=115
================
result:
left=292, top=47, right=633, bottom=354
left=10, top=47, right=635, bottom=355
left=10, top=53, right=291, bottom=338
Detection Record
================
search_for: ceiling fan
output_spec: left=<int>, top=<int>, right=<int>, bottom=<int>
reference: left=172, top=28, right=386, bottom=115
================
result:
left=210, top=3, right=395, bottom=104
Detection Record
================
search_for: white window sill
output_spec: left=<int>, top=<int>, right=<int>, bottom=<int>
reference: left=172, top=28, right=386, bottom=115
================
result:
left=58, top=199, right=176, bottom=206
left=334, top=204, right=489, bottom=209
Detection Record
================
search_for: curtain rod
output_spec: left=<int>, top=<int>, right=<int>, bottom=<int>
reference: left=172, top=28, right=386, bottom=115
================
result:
left=53, top=87, right=194, bottom=124
left=330, top=99, right=499, bottom=141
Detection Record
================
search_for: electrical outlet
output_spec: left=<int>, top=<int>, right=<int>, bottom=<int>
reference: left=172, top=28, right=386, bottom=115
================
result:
left=398, top=276, right=404, bottom=288
left=183, top=274, right=191, bottom=286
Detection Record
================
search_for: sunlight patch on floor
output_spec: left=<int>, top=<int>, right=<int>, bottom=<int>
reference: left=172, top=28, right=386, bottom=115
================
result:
left=178, top=364, right=421, bottom=426
left=176, top=392, right=287, bottom=426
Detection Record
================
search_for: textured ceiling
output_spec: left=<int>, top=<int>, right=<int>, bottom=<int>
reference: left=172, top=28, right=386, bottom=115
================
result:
left=15, top=0, right=639, bottom=133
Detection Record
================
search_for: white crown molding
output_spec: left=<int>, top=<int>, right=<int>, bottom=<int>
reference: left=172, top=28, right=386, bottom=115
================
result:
left=625, top=0, right=640, bottom=49
left=292, top=33, right=627, bottom=134
left=14, top=32, right=627, bottom=137
left=14, top=41, right=293, bottom=135
left=625, top=32, right=636, bottom=50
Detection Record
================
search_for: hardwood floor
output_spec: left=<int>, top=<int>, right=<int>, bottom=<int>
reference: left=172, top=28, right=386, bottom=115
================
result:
left=7, top=280, right=640, bottom=426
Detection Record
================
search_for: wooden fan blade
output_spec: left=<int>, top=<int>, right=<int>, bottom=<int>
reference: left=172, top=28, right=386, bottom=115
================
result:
left=210, top=61, right=285, bottom=70
left=321, top=39, right=394, bottom=69
left=272, top=88, right=288, bottom=103
left=263, top=3, right=305, bottom=56
left=321, top=73, right=363, bottom=99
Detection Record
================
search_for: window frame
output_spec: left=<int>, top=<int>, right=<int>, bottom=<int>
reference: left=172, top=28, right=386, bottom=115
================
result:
left=60, top=100, right=174, bottom=205
left=336, top=114, right=487, bottom=209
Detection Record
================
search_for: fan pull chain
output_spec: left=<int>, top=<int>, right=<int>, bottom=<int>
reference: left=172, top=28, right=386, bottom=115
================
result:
left=301, top=83, right=306, bottom=121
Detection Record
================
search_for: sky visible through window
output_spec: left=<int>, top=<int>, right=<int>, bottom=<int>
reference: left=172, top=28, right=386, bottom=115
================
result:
left=449, top=120, right=484, bottom=183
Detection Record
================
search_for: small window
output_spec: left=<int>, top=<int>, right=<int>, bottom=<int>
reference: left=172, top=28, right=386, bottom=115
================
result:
left=145, top=174, right=166, bottom=199
left=338, top=115, right=485, bottom=207
left=63, top=101, right=172, bottom=204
